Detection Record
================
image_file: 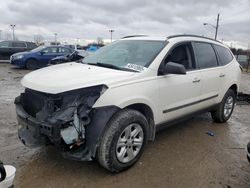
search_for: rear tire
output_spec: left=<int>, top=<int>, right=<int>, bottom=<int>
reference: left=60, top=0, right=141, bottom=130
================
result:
left=211, top=89, right=236, bottom=123
left=97, top=109, right=149, bottom=172
left=26, top=59, right=38, bottom=70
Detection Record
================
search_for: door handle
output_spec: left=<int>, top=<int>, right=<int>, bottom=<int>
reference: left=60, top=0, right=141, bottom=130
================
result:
left=193, top=78, right=200, bottom=83
left=219, top=73, right=225, bottom=77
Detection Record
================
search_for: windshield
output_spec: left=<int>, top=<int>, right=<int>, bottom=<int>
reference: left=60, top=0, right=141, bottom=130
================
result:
left=30, top=46, right=46, bottom=52
left=83, top=40, right=166, bottom=72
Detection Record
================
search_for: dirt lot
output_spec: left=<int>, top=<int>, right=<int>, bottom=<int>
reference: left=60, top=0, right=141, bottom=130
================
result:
left=0, top=63, right=250, bottom=188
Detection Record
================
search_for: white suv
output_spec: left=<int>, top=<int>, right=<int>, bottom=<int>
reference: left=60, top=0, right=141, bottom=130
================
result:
left=15, top=35, right=241, bottom=172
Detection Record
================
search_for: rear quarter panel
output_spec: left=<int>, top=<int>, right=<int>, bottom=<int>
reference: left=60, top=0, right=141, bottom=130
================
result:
left=217, top=59, right=241, bottom=103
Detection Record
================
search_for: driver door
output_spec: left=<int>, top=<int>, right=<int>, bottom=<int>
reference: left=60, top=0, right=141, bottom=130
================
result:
left=157, top=42, right=202, bottom=123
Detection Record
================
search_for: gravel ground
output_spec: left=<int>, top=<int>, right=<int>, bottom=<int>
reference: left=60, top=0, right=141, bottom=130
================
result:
left=0, top=63, right=250, bottom=188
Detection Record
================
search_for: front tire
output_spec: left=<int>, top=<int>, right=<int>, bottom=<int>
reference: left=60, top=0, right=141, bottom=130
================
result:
left=26, top=59, right=38, bottom=70
left=97, top=109, right=149, bottom=172
left=211, top=89, right=236, bottom=123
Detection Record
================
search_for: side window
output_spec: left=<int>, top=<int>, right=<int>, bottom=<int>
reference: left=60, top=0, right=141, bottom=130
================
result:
left=13, top=42, right=26, bottom=48
left=59, top=47, right=71, bottom=53
left=0, top=41, right=11, bottom=47
left=42, top=47, right=58, bottom=53
left=214, top=45, right=233, bottom=65
left=165, top=43, right=195, bottom=70
left=27, top=42, right=37, bottom=49
left=194, top=42, right=218, bottom=69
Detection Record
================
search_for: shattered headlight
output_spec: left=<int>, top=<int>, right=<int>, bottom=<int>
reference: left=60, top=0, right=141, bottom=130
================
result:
left=44, top=84, right=108, bottom=124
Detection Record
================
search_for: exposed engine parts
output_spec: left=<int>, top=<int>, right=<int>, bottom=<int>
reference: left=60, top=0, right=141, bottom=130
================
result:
left=16, top=85, right=107, bottom=149
left=61, top=109, right=86, bottom=148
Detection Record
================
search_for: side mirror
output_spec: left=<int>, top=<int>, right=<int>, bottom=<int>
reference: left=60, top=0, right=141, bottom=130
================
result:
left=164, top=62, right=186, bottom=75
left=40, top=51, right=45, bottom=55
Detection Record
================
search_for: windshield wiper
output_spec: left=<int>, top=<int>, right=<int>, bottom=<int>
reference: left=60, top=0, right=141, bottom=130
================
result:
left=85, top=62, right=138, bottom=72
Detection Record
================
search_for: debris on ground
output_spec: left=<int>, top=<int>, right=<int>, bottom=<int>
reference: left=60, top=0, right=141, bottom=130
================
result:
left=206, top=131, right=215, bottom=136
left=237, top=92, right=250, bottom=104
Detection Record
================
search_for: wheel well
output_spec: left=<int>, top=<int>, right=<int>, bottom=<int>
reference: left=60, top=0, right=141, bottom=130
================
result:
left=25, top=57, right=36, bottom=64
left=229, top=84, right=238, bottom=95
left=125, top=103, right=155, bottom=141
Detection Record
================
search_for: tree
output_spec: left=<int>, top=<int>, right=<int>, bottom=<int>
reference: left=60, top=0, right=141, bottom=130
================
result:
left=230, top=48, right=237, bottom=55
left=96, top=37, right=104, bottom=45
left=4, top=32, right=11, bottom=40
left=34, top=34, right=44, bottom=45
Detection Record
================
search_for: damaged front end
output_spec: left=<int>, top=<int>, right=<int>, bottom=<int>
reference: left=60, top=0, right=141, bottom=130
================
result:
left=15, top=85, right=119, bottom=161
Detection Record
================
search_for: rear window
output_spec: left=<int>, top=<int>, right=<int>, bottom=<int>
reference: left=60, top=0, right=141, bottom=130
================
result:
left=13, top=42, right=26, bottom=48
left=194, top=42, right=218, bottom=69
left=214, top=45, right=233, bottom=65
left=26, top=42, right=37, bottom=49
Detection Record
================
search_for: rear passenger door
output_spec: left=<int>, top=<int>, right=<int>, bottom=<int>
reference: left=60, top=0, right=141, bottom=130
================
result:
left=12, top=41, right=27, bottom=53
left=193, top=42, right=224, bottom=107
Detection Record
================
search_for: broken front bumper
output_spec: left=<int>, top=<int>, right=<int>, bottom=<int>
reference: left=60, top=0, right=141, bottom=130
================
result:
left=15, top=87, right=120, bottom=161
left=16, top=101, right=51, bottom=147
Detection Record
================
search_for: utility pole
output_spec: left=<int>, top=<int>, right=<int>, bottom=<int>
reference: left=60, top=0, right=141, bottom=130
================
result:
left=215, top=13, right=220, bottom=40
left=109, top=29, right=114, bottom=42
left=203, top=13, right=220, bottom=40
left=10, top=24, right=16, bottom=41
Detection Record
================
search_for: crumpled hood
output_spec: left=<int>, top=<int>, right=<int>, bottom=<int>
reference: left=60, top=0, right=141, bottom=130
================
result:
left=21, top=62, right=136, bottom=94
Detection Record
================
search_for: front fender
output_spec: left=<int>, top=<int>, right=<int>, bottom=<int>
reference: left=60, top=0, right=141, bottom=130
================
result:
left=93, top=85, right=159, bottom=123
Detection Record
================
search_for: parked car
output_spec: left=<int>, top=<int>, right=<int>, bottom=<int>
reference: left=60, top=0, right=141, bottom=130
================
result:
left=0, top=40, right=37, bottom=60
left=49, top=50, right=88, bottom=65
left=15, top=35, right=241, bottom=172
left=10, top=45, right=74, bottom=69
left=247, top=142, right=250, bottom=163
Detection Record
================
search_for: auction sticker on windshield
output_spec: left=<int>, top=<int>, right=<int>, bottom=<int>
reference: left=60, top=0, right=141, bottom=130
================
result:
left=125, top=63, right=145, bottom=72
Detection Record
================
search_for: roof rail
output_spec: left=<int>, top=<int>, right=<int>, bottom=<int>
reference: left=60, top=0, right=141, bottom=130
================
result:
left=167, top=34, right=222, bottom=43
left=122, top=35, right=147, bottom=39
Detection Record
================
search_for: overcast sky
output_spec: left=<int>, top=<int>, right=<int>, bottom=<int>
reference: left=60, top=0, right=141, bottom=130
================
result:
left=0, top=0, right=249, bottom=48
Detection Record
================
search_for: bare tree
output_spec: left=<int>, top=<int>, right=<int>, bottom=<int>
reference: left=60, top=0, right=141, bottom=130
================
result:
left=34, top=34, right=44, bottom=45
left=5, top=32, right=12, bottom=40
left=96, top=37, right=104, bottom=45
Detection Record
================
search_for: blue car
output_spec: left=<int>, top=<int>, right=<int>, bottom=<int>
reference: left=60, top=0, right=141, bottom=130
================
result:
left=10, top=45, right=74, bottom=70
